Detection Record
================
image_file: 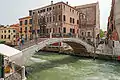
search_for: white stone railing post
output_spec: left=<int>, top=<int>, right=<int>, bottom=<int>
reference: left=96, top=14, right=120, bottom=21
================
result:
left=12, top=61, right=15, bottom=72
left=22, top=66, right=26, bottom=80
left=50, top=32, right=52, bottom=38
left=76, top=34, right=78, bottom=38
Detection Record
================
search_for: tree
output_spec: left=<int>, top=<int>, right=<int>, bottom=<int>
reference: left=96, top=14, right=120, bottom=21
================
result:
left=100, top=29, right=104, bottom=38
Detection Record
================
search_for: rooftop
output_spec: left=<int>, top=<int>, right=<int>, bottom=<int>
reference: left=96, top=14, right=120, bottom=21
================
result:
left=19, top=16, right=31, bottom=20
left=31, top=1, right=78, bottom=11
left=75, top=2, right=98, bottom=9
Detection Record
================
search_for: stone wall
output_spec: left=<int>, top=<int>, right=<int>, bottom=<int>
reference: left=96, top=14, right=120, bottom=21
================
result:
left=113, top=41, right=120, bottom=56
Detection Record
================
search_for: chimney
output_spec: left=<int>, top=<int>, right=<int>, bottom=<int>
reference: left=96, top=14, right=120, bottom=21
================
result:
left=29, top=10, right=32, bottom=16
left=66, top=1, right=68, bottom=4
left=51, top=1, right=53, bottom=4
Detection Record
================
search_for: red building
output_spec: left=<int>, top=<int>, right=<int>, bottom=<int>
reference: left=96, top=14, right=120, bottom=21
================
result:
left=107, top=0, right=119, bottom=41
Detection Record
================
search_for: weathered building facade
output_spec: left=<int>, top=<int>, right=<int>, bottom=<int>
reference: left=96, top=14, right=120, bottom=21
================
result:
left=29, top=1, right=100, bottom=41
left=75, top=2, right=100, bottom=41
left=19, top=16, right=33, bottom=40
left=29, top=1, right=79, bottom=38
left=0, top=25, right=19, bottom=45
left=107, top=0, right=119, bottom=41
left=114, top=0, right=120, bottom=41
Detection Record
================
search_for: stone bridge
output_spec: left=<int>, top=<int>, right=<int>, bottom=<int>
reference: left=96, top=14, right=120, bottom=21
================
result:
left=21, top=38, right=94, bottom=65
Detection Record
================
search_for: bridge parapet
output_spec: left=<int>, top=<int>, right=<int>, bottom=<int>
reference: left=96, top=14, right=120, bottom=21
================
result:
left=37, top=38, right=94, bottom=53
left=21, top=38, right=94, bottom=65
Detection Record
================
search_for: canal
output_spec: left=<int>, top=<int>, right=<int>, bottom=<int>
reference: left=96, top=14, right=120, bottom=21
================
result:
left=26, top=52, right=120, bottom=80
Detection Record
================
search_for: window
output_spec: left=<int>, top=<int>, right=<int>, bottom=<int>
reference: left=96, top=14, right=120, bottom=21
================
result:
left=53, top=7, right=54, bottom=9
left=73, top=18, right=75, bottom=24
left=40, top=10, right=42, bottom=13
left=25, top=27, right=27, bottom=31
left=50, top=17, right=51, bottom=22
left=25, top=35, right=27, bottom=40
left=30, top=27, right=32, bottom=30
left=77, top=20, right=79, bottom=24
left=13, top=30, right=16, bottom=33
left=59, top=15, right=61, bottom=21
left=33, top=12, right=35, bottom=14
left=1, top=35, right=3, bottom=39
left=20, top=28, right=22, bottom=31
left=4, top=30, right=6, bottom=33
left=49, top=7, right=52, bottom=10
left=8, top=30, right=10, bottom=33
left=29, top=19, right=32, bottom=24
left=43, top=9, right=45, bottom=12
left=82, top=32, right=84, bottom=35
left=43, top=17, right=45, bottom=22
left=8, top=35, right=10, bottom=39
left=59, top=5, right=61, bottom=8
left=47, top=29, right=48, bottom=33
left=20, top=21, right=22, bottom=26
left=63, top=15, right=66, bottom=21
left=13, top=35, right=16, bottom=38
left=25, top=20, right=28, bottom=25
left=72, top=10, right=74, bottom=13
left=4, top=35, right=6, bottom=39
left=70, top=28, right=72, bottom=33
left=47, top=17, right=49, bottom=22
left=50, top=28, right=51, bottom=32
left=59, top=28, right=61, bottom=33
left=53, top=28, right=55, bottom=33
left=53, top=16, right=55, bottom=22
left=70, top=8, right=71, bottom=12
left=73, top=29, right=75, bottom=33
left=88, top=32, right=90, bottom=36
left=70, top=17, right=72, bottom=23
left=63, top=27, right=66, bottom=33
left=47, top=8, right=49, bottom=11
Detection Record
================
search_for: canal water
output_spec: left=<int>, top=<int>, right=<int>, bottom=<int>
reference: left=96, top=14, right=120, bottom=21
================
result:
left=26, top=52, right=120, bottom=80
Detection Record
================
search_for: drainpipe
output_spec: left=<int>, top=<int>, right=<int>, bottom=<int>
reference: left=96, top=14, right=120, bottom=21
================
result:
left=93, top=28, right=96, bottom=60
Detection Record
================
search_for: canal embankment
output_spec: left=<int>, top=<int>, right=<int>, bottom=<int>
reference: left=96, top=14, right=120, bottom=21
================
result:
left=38, top=43, right=119, bottom=61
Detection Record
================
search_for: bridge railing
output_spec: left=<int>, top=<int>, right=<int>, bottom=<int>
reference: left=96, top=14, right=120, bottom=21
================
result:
left=14, top=38, right=47, bottom=50
left=4, top=64, right=22, bottom=80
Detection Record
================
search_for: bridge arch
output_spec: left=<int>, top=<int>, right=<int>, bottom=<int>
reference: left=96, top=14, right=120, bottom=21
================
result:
left=22, top=38, right=94, bottom=65
left=37, top=38, right=94, bottom=53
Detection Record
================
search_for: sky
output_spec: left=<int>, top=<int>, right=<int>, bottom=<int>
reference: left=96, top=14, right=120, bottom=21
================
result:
left=0, top=0, right=112, bottom=31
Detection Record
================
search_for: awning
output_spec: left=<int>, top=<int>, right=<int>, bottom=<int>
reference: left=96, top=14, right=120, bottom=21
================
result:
left=0, top=44, right=23, bottom=66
